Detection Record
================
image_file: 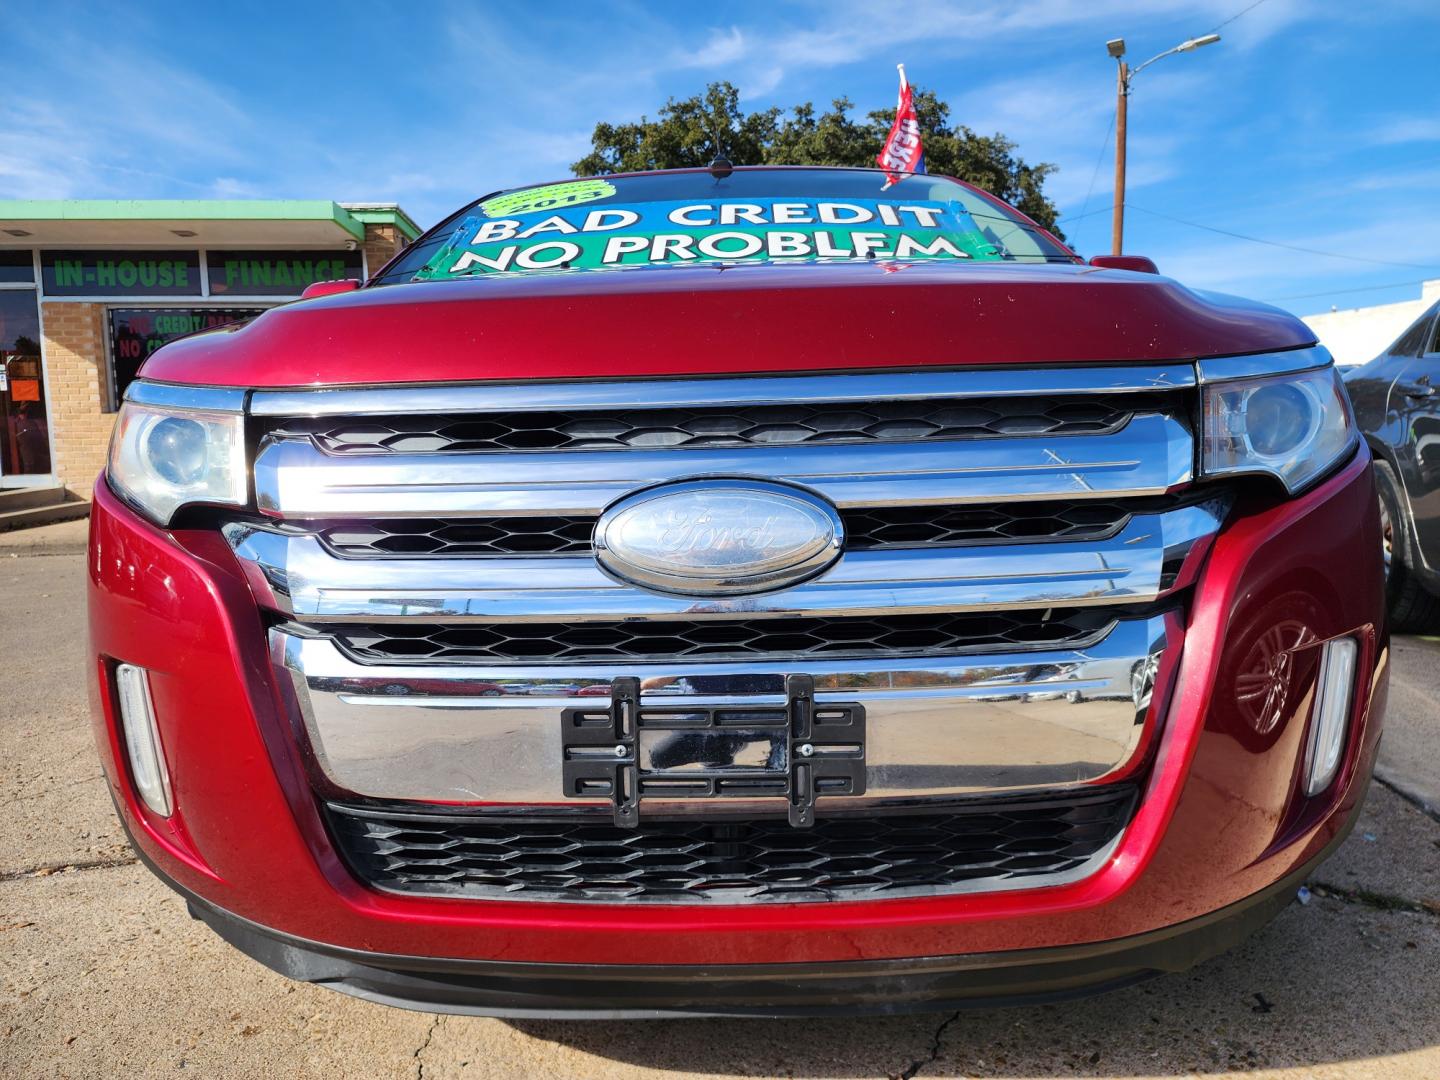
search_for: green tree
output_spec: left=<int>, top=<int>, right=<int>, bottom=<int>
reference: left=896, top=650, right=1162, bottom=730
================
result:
left=571, top=82, right=1062, bottom=236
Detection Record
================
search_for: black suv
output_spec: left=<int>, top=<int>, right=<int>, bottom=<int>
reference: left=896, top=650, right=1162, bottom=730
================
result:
left=1347, top=299, right=1440, bottom=629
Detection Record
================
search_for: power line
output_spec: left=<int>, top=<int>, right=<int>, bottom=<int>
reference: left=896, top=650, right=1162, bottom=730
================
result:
left=1056, top=203, right=1115, bottom=225
left=1209, top=0, right=1274, bottom=33
left=1262, top=278, right=1434, bottom=303
left=1126, top=204, right=1440, bottom=270
left=1074, top=108, right=1117, bottom=227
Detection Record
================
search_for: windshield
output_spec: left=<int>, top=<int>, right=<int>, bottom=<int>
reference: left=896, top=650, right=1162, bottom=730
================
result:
left=376, top=168, right=1075, bottom=285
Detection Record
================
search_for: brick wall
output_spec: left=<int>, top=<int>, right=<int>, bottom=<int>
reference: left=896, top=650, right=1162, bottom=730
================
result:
left=363, top=222, right=408, bottom=276
left=40, top=302, right=113, bottom=498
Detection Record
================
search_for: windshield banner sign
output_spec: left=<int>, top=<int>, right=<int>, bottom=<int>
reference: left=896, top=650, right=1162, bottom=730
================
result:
left=415, top=197, right=1004, bottom=279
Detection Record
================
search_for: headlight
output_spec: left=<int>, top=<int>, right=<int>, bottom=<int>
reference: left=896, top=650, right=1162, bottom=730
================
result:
left=109, top=401, right=247, bottom=524
left=1200, top=365, right=1357, bottom=494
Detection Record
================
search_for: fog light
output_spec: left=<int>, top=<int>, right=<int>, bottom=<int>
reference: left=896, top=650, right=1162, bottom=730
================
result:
left=114, top=664, right=173, bottom=817
left=1304, top=638, right=1357, bottom=796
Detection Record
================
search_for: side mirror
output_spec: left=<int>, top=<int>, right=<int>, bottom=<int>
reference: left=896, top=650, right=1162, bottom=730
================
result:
left=1089, top=254, right=1159, bottom=274
left=300, top=279, right=362, bottom=300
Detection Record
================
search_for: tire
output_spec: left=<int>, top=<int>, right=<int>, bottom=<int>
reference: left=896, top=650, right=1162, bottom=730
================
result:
left=1374, top=459, right=1440, bottom=632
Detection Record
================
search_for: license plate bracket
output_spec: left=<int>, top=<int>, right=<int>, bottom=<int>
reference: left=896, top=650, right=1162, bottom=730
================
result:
left=561, top=675, right=865, bottom=828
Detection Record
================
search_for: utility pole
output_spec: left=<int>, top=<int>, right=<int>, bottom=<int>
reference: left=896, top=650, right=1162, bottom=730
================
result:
left=1105, top=33, right=1220, bottom=255
left=1112, top=53, right=1128, bottom=256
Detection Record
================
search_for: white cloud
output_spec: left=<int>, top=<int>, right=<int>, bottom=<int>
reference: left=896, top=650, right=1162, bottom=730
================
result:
left=742, top=66, right=786, bottom=100
left=676, top=26, right=749, bottom=68
left=211, top=177, right=261, bottom=198
left=676, top=0, right=1314, bottom=88
left=1367, top=116, right=1440, bottom=145
left=1348, top=165, right=1440, bottom=193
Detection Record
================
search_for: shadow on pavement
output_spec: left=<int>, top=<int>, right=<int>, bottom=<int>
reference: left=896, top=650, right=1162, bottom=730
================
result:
left=506, top=887, right=1439, bottom=1076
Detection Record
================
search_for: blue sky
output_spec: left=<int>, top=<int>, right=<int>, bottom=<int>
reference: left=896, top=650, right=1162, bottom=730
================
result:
left=4, top=0, right=1438, bottom=316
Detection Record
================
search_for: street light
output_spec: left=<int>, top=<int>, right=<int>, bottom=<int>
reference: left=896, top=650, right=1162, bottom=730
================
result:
left=1108, top=33, right=1221, bottom=255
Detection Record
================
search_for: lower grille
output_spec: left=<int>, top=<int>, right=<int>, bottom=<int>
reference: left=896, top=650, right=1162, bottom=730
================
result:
left=326, top=787, right=1137, bottom=903
left=326, top=608, right=1112, bottom=664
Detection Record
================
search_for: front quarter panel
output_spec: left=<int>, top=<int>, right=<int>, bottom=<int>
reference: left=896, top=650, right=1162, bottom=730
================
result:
left=1390, top=353, right=1440, bottom=569
left=1346, top=353, right=1403, bottom=454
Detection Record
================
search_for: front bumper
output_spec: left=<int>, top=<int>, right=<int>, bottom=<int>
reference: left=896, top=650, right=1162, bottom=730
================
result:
left=145, top=823, right=1342, bottom=1017
left=88, top=450, right=1387, bottom=993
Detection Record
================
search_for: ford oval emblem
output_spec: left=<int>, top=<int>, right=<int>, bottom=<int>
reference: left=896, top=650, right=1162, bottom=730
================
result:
left=595, top=480, right=844, bottom=597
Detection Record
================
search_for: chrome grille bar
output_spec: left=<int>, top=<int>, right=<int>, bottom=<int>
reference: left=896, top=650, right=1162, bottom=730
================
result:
left=254, top=412, right=1193, bottom=519
left=249, top=363, right=1197, bottom=417
left=224, top=500, right=1223, bottom=623
left=273, top=612, right=1173, bottom=807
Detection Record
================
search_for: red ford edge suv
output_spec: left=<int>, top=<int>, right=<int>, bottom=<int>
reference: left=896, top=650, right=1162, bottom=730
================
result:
left=89, top=167, right=1387, bottom=1017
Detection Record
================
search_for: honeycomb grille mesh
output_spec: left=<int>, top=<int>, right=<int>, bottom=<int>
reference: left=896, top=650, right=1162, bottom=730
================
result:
left=316, top=501, right=1138, bottom=558
left=322, top=516, right=596, bottom=557
left=273, top=395, right=1147, bottom=455
left=326, top=608, right=1110, bottom=664
left=326, top=787, right=1137, bottom=903
left=840, top=501, right=1132, bottom=548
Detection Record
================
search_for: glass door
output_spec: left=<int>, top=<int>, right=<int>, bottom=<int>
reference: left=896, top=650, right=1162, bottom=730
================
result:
left=0, top=286, right=52, bottom=485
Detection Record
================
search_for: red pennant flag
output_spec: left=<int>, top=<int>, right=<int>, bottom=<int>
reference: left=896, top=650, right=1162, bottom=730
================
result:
left=877, top=64, right=926, bottom=187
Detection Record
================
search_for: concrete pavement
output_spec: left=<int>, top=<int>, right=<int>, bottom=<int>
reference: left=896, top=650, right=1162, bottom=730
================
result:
left=3, top=548, right=1439, bottom=1079
left=0, top=515, right=89, bottom=558
left=1379, top=635, right=1440, bottom=817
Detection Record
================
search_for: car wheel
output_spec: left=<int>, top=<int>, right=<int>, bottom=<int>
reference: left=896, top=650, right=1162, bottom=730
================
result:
left=1374, top=459, right=1440, bottom=632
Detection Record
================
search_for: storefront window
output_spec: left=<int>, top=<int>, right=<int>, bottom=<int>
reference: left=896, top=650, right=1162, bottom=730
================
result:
left=0, top=251, right=35, bottom=284
left=0, top=289, right=51, bottom=477
left=108, top=308, right=265, bottom=406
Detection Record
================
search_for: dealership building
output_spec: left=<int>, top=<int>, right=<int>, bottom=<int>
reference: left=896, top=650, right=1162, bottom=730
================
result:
left=0, top=200, right=420, bottom=522
left=1302, top=278, right=1440, bottom=367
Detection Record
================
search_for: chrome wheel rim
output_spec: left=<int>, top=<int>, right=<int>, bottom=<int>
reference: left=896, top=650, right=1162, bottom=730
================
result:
left=1379, top=499, right=1395, bottom=580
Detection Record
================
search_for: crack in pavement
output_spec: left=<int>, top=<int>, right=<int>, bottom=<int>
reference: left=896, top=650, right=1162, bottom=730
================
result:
left=0, top=854, right=139, bottom=884
left=1308, top=880, right=1440, bottom=917
left=413, top=1015, right=442, bottom=1079
left=8, top=773, right=105, bottom=803
left=890, top=1010, right=960, bottom=1079
left=1374, top=773, right=1440, bottom=824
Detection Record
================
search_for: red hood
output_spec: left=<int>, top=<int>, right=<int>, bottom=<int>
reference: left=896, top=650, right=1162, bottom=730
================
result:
left=139, top=261, right=1315, bottom=388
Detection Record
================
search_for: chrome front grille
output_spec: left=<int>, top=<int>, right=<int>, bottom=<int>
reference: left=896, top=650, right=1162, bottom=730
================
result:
left=235, top=362, right=1210, bottom=901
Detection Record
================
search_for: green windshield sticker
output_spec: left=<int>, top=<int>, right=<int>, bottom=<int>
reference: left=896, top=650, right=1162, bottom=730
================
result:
left=416, top=197, right=1005, bottom=280
left=479, top=179, right=616, bottom=218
